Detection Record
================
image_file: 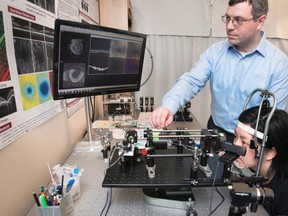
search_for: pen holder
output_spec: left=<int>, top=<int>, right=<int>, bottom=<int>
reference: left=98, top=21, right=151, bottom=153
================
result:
left=38, top=191, right=73, bottom=216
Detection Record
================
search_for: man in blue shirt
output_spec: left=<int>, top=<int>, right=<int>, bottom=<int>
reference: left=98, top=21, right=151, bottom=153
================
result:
left=149, top=0, right=288, bottom=143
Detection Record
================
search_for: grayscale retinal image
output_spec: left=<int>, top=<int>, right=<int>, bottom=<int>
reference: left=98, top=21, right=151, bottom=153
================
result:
left=62, top=63, right=85, bottom=88
left=12, top=16, right=54, bottom=74
left=32, top=41, right=47, bottom=72
left=68, top=39, right=84, bottom=55
left=14, top=38, right=34, bottom=74
left=0, top=87, right=17, bottom=118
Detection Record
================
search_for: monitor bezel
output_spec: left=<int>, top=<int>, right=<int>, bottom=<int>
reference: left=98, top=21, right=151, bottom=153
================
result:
left=52, top=19, right=147, bottom=100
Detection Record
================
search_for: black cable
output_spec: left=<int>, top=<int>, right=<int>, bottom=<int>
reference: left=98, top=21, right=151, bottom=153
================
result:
left=100, top=188, right=112, bottom=216
left=209, top=187, right=225, bottom=215
left=186, top=205, right=198, bottom=216
left=105, top=188, right=112, bottom=216
left=208, top=159, right=225, bottom=215
left=100, top=147, right=126, bottom=216
left=140, top=46, right=154, bottom=87
left=100, top=159, right=111, bottom=216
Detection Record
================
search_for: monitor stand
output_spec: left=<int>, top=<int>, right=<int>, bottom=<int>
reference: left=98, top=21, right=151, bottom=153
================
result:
left=142, top=187, right=194, bottom=210
left=74, top=97, right=102, bottom=152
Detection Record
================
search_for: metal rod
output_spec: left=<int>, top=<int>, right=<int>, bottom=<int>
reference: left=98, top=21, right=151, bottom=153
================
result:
left=242, top=89, right=278, bottom=177
left=146, top=153, right=194, bottom=159
left=84, top=97, right=93, bottom=142
left=154, top=134, right=204, bottom=138
left=150, top=129, right=215, bottom=133
left=255, top=92, right=277, bottom=177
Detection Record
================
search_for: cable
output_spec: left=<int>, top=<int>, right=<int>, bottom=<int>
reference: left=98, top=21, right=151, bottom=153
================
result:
left=100, top=188, right=112, bottom=216
left=100, top=188, right=111, bottom=216
left=107, top=150, right=125, bottom=169
left=208, top=186, right=225, bottom=215
left=112, top=111, right=123, bottom=121
left=208, top=159, right=225, bottom=215
left=100, top=146, right=126, bottom=216
left=186, top=205, right=198, bottom=216
left=140, top=46, right=154, bottom=87
left=173, top=110, right=188, bottom=123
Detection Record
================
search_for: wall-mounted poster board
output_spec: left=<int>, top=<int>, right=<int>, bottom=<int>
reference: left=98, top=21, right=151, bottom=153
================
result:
left=0, top=0, right=99, bottom=149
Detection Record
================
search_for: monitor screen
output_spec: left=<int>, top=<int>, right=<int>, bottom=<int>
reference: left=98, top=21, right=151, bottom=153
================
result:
left=52, top=19, right=147, bottom=100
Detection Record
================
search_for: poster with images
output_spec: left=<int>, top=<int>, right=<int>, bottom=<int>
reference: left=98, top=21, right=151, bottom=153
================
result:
left=79, top=0, right=99, bottom=25
left=0, top=0, right=64, bottom=149
left=0, top=0, right=100, bottom=149
left=58, top=0, right=100, bottom=24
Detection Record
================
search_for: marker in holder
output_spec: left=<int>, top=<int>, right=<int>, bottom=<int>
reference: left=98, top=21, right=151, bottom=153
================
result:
left=38, top=190, right=73, bottom=216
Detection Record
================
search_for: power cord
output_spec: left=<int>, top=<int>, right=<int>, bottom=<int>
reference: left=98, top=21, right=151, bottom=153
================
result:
left=140, top=46, right=154, bottom=87
left=100, top=188, right=112, bottom=216
left=186, top=205, right=198, bottom=216
left=100, top=147, right=126, bottom=216
left=208, top=159, right=225, bottom=215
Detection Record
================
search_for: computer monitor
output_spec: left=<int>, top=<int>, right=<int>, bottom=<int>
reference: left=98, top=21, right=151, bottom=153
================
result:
left=52, top=19, right=147, bottom=100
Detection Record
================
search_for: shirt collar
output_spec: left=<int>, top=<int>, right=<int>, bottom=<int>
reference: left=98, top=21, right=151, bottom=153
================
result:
left=227, top=31, right=267, bottom=57
left=255, top=31, right=267, bottom=57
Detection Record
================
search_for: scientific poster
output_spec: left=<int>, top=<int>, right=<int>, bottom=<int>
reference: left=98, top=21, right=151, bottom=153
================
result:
left=0, top=0, right=100, bottom=149
left=0, top=0, right=63, bottom=149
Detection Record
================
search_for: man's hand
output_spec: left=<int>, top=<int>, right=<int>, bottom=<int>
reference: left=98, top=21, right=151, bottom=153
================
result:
left=149, top=106, right=173, bottom=129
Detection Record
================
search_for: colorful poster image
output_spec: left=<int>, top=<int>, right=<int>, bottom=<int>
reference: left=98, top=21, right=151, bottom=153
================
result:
left=0, top=12, right=10, bottom=82
left=18, top=72, right=52, bottom=110
left=19, top=73, right=40, bottom=110
left=36, top=72, right=52, bottom=104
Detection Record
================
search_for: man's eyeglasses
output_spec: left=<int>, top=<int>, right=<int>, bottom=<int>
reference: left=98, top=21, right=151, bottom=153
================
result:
left=221, top=15, right=259, bottom=26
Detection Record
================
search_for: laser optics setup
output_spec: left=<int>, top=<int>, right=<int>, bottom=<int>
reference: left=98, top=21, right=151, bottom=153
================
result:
left=101, top=89, right=277, bottom=215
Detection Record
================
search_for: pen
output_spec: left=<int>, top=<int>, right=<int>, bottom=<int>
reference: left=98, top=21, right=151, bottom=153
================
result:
left=46, top=193, right=53, bottom=206
left=56, top=194, right=62, bottom=205
left=52, top=195, right=58, bottom=206
left=40, top=185, right=45, bottom=193
left=60, top=175, right=64, bottom=195
left=32, top=191, right=41, bottom=206
left=39, top=194, right=47, bottom=208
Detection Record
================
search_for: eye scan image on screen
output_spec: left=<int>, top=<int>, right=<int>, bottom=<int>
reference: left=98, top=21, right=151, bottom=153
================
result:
left=68, top=38, right=83, bottom=56
left=53, top=19, right=147, bottom=100
left=62, top=63, right=85, bottom=88
left=88, top=38, right=142, bottom=75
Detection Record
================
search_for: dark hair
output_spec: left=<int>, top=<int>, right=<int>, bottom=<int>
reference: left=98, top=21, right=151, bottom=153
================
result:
left=239, top=106, right=288, bottom=179
left=228, top=0, right=269, bottom=17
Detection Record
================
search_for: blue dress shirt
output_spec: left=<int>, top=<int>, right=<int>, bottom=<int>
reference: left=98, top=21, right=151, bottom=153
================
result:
left=162, top=32, right=288, bottom=133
